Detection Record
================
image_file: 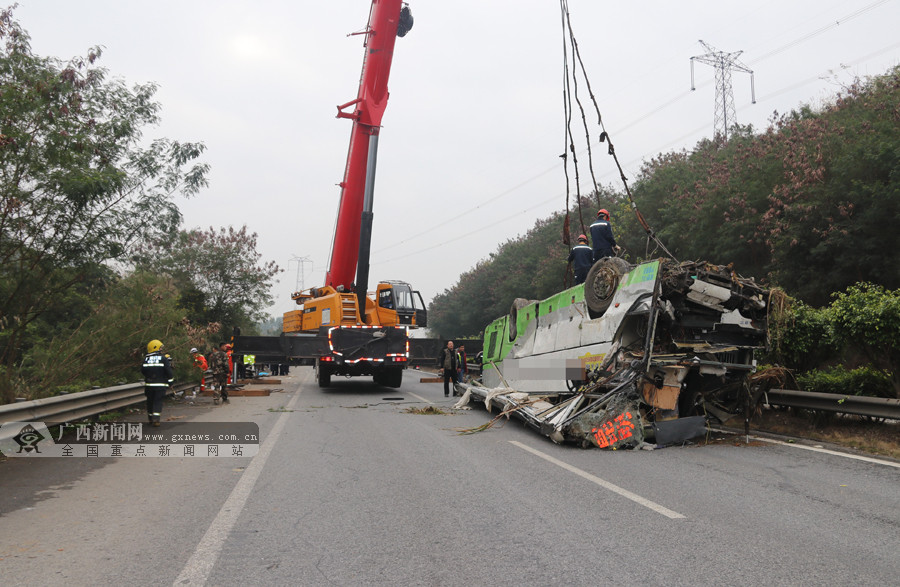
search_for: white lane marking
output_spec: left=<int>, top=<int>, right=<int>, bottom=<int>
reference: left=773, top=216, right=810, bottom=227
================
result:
left=405, top=391, right=433, bottom=405
left=509, top=441, right=687, bottom=519
left=173, top=372, right=308, bottom=586
left=752, top=436, right=900, bottom=469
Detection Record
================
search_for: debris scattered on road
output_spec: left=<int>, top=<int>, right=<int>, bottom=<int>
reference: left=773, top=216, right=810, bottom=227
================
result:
left=403, top=406, right=450, bottom=415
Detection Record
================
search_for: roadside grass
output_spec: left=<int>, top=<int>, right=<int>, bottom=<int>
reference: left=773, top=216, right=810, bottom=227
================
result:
left=404, top=406, right=450, bottom=415
left=749, top=408, right=900, bottom=460
left=98, top=410, right=124, bottom=422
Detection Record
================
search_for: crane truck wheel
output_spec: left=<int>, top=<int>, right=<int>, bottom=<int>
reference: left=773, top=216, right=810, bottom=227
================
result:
left=317, top=362, right=331, bottom=388
left=584, top=257, right=631, bottom=318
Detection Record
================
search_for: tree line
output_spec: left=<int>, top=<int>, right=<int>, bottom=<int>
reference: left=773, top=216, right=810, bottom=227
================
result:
left=429, top=66, right=900, bottom=396
left=0, top=10, right=281, bottom=403
left=431, top=65, right=899, bottom=337
left=613, top=67, right=899, bottom=305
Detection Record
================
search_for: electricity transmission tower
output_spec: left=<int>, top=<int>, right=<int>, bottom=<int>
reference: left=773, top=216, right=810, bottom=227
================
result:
left=289, top=255, right=314, bottom=292
left=690, top=40, right=756, bottom=141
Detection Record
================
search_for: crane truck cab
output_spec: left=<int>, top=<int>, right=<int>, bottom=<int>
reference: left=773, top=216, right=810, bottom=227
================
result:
left=284, top=281, right=426, bottom=332
left=373, top=281, right=427, bottom=328
left=281, top=280, right=427, bottom=390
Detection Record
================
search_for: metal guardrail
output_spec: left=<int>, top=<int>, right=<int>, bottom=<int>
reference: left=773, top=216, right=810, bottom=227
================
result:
left=4, top=379, right=894, bottom=438
left=765, top=388, right=900, bottom=420
left=0, top=381, right=198, bottom=428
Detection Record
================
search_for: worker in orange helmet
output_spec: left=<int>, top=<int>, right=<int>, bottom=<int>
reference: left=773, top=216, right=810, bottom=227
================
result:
left=567, top=233, right=593, bottom=285
left=590, top=208, right=621, bottom=262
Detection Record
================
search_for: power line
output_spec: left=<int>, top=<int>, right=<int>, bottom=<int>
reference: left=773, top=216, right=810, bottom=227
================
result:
left=750, top=40, right=900, bottom=104
left=372, top=164, right=558, bottom=254
left=372, top=3, right=898, bottom=257
left=374, top=40, right=900, bottom=269
left=373, top=192, right=562, bottom=265
left=748, top=0, right=893, bottom=65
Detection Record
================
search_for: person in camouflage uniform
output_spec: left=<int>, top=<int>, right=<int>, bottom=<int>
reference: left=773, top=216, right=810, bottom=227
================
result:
left=210, top=341, right=230, bottom=404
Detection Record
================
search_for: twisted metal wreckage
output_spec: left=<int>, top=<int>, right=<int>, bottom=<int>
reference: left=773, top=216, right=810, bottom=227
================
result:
left=454, top=258, right=770, bottom=449
left=446, top=4, right=772, bottom=449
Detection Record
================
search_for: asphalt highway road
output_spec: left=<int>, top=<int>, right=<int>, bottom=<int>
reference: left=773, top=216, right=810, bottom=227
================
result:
left=1, top=367, right=898, bottom=586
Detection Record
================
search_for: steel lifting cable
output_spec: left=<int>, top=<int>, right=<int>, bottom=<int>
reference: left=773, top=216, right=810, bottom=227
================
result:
left=559, top=1, right=589, bottom=245
left=559, top=2, right=678, bottom=263
left=560, top=0, right=591, bottom=289
left=559, top=0, right=576, bottom=288
left=559, top=0, right=574, bottom=249
left=562, top=0, right=599, bottom=226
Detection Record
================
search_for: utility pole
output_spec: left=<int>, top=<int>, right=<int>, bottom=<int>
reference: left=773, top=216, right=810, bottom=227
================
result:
left=288, top=255, right=314, bottom=293
left=690, top=40, right=756, bottom=142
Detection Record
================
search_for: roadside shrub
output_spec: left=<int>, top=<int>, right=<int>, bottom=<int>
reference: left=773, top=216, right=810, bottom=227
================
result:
left=797, top=365, right=893, bottom=398
left=829, top=283, right=900, bottom=398
left=766, top=290, right=837, bottom=371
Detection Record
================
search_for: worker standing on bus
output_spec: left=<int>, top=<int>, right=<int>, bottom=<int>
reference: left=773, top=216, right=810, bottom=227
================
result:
left=590, top=209, right=620, bottom=262
left=567, top=234, right=594, bottom=285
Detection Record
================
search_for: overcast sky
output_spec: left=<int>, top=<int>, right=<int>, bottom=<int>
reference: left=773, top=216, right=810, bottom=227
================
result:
left=14, top=0, right=900, bottom=318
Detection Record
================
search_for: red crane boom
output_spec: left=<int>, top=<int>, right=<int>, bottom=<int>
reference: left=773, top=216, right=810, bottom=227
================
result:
left=325, top=0, right=411, bottom=291
left=271, top=1, right=422, bottom=390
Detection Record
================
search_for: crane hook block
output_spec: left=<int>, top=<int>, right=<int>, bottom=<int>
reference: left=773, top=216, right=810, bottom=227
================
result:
left=397, top=5, right=414, bottom=38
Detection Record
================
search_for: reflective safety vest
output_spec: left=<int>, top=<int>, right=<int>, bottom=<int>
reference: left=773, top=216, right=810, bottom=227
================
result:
left=142, top=351, right=174, bottom=388
left=193, top=354, right=208, bottom=371
left=568, top=244, right=594, bottom=272
left=589, top=219, right=617, bottom=260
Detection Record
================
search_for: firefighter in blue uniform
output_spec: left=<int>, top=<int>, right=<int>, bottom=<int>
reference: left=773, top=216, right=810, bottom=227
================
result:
left=590, top=208, right=620, bottom=262
left=142, top=339, right=174, bottom=427
left=567, top=234, right=594, bottom=285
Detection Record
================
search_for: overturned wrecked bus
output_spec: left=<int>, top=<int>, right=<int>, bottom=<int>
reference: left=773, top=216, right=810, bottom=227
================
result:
left=456, top=257, right=770, bottom=449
